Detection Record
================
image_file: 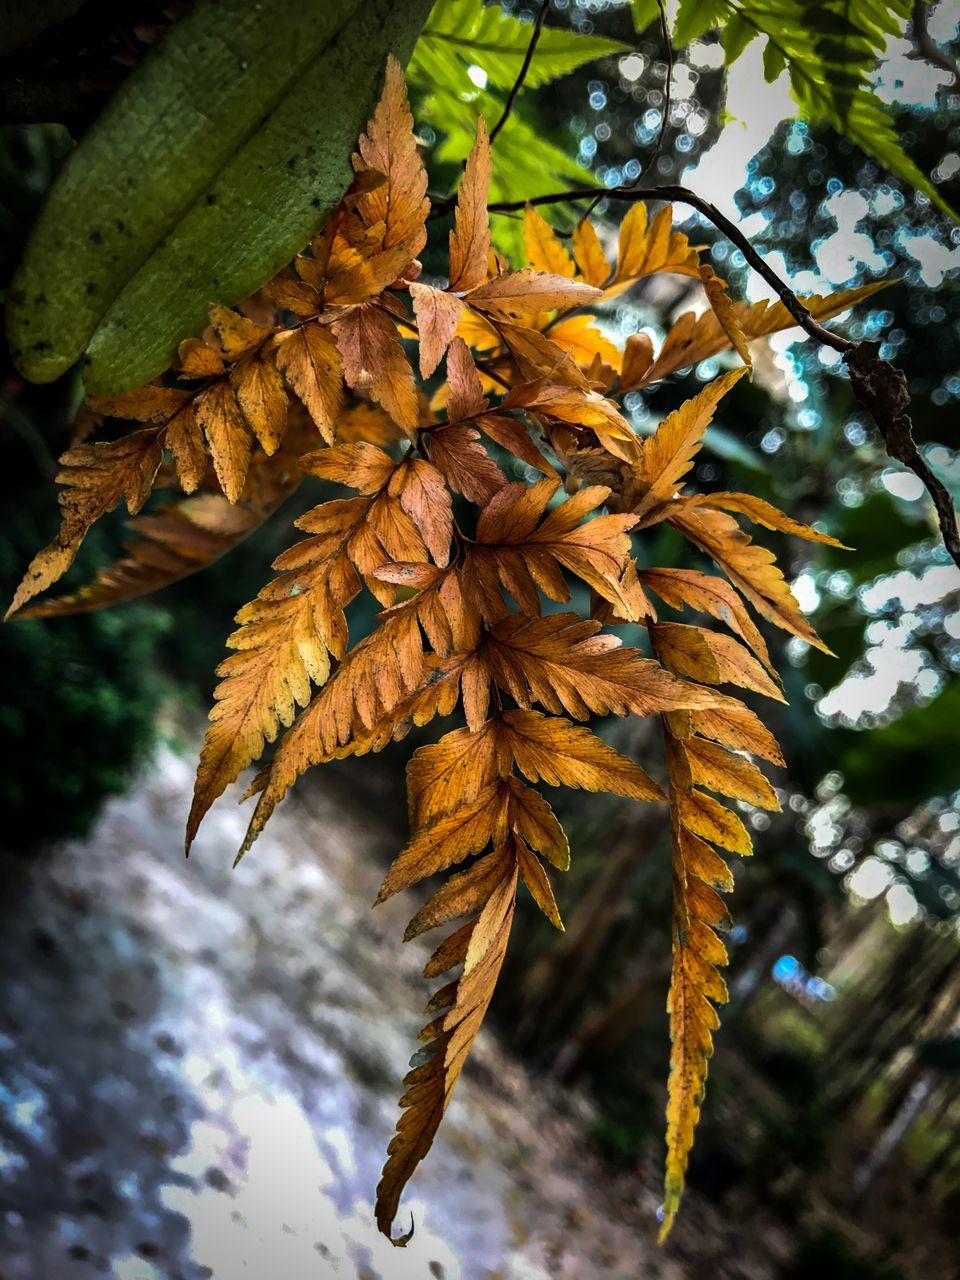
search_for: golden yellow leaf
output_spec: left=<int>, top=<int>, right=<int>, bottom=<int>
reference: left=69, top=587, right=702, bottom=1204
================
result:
left=651, top=620, right=786, bottom=702
left=377, top=781, right=509, bottom=901
left=631, top=369, right=746, bottom=519
left=639, top=567, right=774, bottom=676
left=165, top=402, right=208, bottom=493
left=196, top=380, right=252, bottom=503
left=690, top=696, right=786, bottom=766
left=549, top=314, right=622, bottom=373
left=516, top=837, right=564, bottom=929
left=232, top=350, right=288, bottom=454
left=670, top=502, right=832, bottom=653
left=178, top=336, right=225, bottom=379
left=375, top=846, right=517, bottom=1241
left=676, top=788, right=752, bottom=855
left=699, top=264, right=752, bottom=371
left=572, top=217, right=611, bottom=287
left=501, top=709, right=665, bottom=803
left=6, top=430, right=164, bottom=617
left=485, top=613, right=723, bottom=720
left=524, top=205, right=575, bottom=278
left=683, top=736, right=780, bottom=810
left=608, top=203, right=701, bottom=299
left=693, top=491, right=849, bottom=547
left=644, top=281, right=889, bottom=387
left=208, top=302, right=270, bottom=359
left=506, top=776, right=569, bottom=870
left=336, top=400, right=404, bottom=445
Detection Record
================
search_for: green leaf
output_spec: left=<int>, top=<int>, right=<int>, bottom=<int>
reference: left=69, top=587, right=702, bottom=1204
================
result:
left=630, top=0, right=663, bottom=33
left=411, top=0, right=627, bottom=94
left=671, top=0, right=957, bottom=222
left=6, top=0, right=433, bottom=394
left=674, top=0, right=730, bottom=47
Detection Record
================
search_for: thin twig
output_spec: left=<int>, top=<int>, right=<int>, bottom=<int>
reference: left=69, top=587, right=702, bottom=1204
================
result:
left=478, top=180, right=960, bottom=566
left=583, top=0, right=672, bottom=222
left=489, top=0, right=551, bottom=145
left=487, top=182, right=851, bottom=349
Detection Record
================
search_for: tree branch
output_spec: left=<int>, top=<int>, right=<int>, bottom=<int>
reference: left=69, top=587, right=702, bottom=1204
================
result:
left=909, top=0, right=960, bottom=89
left=489, top=0, right=551, bottom=145
left=480, top=180, right=960, bottom=566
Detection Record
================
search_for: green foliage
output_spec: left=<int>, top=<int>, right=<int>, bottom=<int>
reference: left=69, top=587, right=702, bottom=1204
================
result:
left=0, top=496, right=166, bottom=850
left=411, top=0, right=626, bottom=92
left=408, top=0, right=617, bottom=255
left=6, top=0, right=433, bottom=394
left=670, top=0, right=956, bottom=220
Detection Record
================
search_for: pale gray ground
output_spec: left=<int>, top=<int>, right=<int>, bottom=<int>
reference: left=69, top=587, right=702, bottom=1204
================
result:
left=0, top=743, right=691, bottom=1280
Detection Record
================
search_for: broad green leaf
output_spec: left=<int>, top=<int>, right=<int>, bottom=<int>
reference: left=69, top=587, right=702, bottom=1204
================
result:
left=7, top=0, right=433, bottom=394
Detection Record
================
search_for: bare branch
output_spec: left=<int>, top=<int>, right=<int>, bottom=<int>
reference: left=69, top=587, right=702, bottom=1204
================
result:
left=909, top=0, right=960, bottom=89
left=489, top=0, right=551, bottom=145
left=479, top=180, right=960, bottom=565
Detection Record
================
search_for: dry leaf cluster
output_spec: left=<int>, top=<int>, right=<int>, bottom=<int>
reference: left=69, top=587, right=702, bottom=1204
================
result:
left=8, top=57, right=879, bottom=1243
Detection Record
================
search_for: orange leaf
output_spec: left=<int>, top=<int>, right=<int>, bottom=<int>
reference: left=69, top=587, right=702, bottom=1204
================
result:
left=670, top=502, right=832, bottom=653
left=352, top=54, right=429, bottom=260
left=445, top=336, right=488, bottom=422
left=485, top=613, right=721, bottom=720
left=449, top=117, right=492, bottom=293
left=693, top=492, right=849, bottom=548
left=699, top=265, right=751, bottom=372
left=332, top=302, right=418, bottom=432
left=468, top=269, right=600, bottom=320
left=195, top=381, right=252, bottom=503
left=410, top=282, right=464, bottom=377
left=428, top=426, right=506, bottom=505
left=6, top=430, right=164, bottom=617
left=651, top=621, right=786, bottom=702
left=274, top=324, right=343, bottom=443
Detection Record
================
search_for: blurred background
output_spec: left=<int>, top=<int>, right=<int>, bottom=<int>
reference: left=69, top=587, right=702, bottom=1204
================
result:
left=1, top=2, right=959, bottom=1277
